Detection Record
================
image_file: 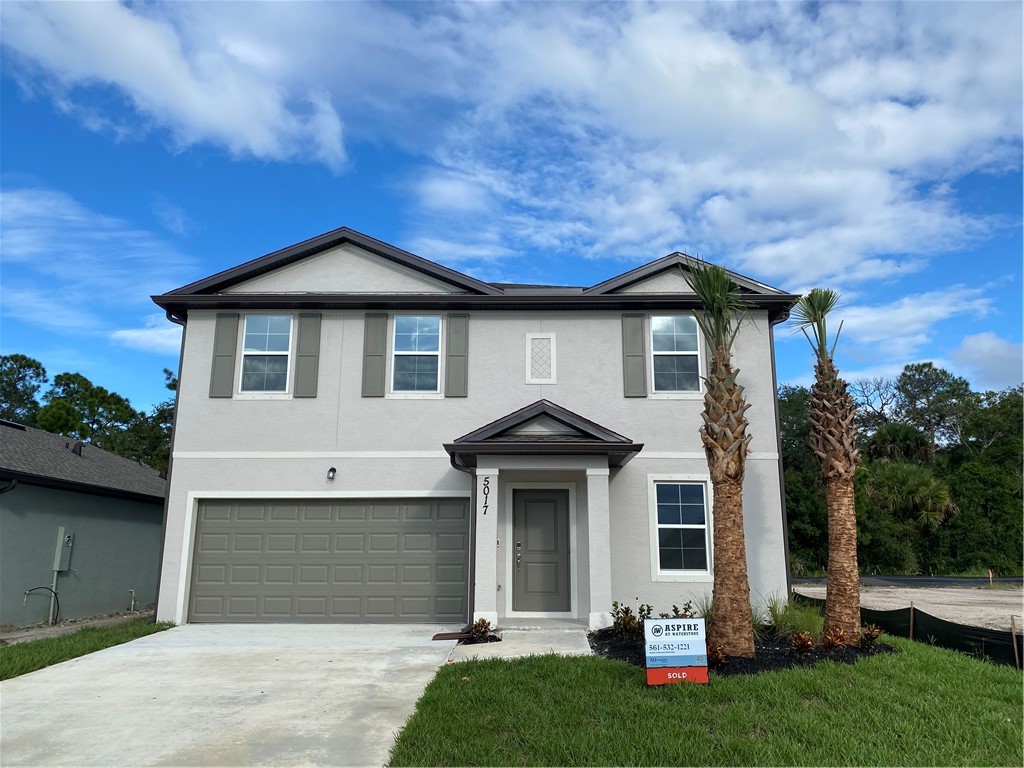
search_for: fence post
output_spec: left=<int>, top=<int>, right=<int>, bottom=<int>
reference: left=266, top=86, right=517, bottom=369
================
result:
left=909, top=602, right=914, bottom=640
left=1012, top=615, right=1020, bottom=670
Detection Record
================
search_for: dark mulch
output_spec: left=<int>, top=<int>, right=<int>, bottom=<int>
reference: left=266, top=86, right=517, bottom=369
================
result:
left=588, top=627, right=896, bottom=676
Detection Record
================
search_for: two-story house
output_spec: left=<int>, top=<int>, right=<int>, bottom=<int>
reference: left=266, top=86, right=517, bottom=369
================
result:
left=152, top=227, right=797, bottom=629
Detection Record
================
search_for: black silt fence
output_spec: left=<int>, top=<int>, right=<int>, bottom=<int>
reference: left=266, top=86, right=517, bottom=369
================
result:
left=791, top=591, right=1023, bottom=669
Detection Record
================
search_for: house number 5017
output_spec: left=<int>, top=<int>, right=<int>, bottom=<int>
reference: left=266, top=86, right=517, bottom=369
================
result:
left=481, top=476, right=491, bottom=515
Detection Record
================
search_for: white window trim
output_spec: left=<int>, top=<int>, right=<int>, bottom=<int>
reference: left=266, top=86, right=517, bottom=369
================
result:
left=236, top=314, right=295, bottom=399
left=649, top=314, right=703, bottom=398
left=648, top=473, right=714, bottom=583
left=387, top=313, right=444, bottom=398
left=525, top=333, right=557, bottom=385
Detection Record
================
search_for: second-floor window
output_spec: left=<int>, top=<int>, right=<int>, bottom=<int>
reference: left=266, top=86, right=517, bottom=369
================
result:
left=392, top=315, right=441, bottom=392
left=240, top=315, right=292, bottom=393
left=651, top=315, right=700, bottom=393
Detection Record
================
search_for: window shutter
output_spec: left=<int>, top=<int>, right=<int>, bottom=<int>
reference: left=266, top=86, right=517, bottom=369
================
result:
left=294, top=313, right=321, bottom=398
left=209, top=313, right=239, bottom=398
left=362, top=313, right=387, bottom=397
left=445, top=314, right=469, bottom=397
left=622, top=314, right=647, bottom=397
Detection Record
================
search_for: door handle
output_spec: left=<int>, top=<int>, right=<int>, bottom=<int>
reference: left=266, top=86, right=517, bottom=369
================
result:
left=516, top=553, right=522, bottom=570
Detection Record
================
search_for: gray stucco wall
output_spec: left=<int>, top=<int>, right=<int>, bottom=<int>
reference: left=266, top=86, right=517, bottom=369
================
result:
left=159, top=270, right=789, bottom=622
left=1, top=484, right=163, bottom=627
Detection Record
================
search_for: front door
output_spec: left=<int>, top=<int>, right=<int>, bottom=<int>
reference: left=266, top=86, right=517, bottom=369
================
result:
left=512, top=489, right=571, bottom=612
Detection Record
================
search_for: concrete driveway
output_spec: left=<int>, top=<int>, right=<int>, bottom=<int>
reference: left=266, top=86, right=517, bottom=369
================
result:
left=0, top=624, right=456, bottom=767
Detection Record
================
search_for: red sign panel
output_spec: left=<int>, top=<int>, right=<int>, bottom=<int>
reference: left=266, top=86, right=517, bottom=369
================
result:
left=646, top=666, right=709, bottom=685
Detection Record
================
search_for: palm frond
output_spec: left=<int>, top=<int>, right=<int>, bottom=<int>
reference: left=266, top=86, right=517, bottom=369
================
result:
left=685, top=261, right=747, bottom=351
left=791, top=288, right=842, bottom=358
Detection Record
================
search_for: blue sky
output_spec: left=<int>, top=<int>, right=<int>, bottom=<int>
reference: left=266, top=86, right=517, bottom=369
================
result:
left=1, top=1, right=1021, bottom=412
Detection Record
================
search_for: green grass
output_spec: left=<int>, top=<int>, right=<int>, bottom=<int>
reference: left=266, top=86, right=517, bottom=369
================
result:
left=389, top=637, right=1022, bottom=767
left=0, top=617, right=174, bottom=680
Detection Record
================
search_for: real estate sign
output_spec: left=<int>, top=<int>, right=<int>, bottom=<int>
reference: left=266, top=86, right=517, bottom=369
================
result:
left=644, top=617, right=709, bottom=685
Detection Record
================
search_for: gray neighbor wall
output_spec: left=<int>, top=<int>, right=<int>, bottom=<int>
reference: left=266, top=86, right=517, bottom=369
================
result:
left=0, top=484, right=163, bottom=627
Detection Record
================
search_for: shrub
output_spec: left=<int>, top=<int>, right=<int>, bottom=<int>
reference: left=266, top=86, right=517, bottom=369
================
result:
left=789, top=631, right=815, bottom=655
left=820, top=626, right=846, bottom=650
left=706, top=642, right=726, bottom=667
left=858, top=624, right=882, bottom=653
left=611, top=601, right=642, bottom=642
left=658, top=601, right=695, bottom=619
left=471, top=618, right=492, bottom=643
left=692, top=593, right=714, bottom=625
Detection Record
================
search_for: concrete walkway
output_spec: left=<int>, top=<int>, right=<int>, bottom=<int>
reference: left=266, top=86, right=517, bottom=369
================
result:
left=447, top=627, right=593, bottom=662
left=0, top=624, right=455, bottom=767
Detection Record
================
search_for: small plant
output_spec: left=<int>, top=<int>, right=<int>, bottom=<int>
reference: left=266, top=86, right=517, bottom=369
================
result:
left=706, top=641, right=726, bottom=667
left=820, top=626, right=846, bottom=650
left=692, top=593, right=714, bottom=625
left=789, top=630, right=815, bottom=655
left=857, top=624, right=882, bottom=653
left=611, top=601, right=642, bottom=641
left=470, top=618, right=493, bottom=643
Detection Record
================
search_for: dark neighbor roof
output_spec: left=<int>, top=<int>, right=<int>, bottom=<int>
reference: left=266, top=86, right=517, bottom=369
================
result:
left=444, top=400, right=643, bottom=470
left=0, top=421, right=166, bottom=504
left=152, top=226, right=799, bottom=323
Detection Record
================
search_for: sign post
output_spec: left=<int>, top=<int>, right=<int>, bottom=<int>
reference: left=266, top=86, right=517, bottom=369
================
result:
left=644, top=617, right=709, bottom=685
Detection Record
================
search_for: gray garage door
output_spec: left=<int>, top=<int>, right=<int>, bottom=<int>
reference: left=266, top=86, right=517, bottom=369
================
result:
left=189, top=498, right=469, bottom=622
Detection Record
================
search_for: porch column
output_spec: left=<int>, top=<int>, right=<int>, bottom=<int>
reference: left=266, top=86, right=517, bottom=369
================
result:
left=473, top=467, right=499, bottom=626
left=586, top=467, right=613, bottom=630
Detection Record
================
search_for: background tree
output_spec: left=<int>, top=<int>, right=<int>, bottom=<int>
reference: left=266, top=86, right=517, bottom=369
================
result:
left=0, top=353, right=47, bottom=426
left=792, top=288, right=861, bottom=641
left=849, top=377, right=899, bottom=436
left=687, top=262, right=755, bottom=658
left=777, top=385, right=828, bottom=574
left=895, top=363, right=971, bottom=460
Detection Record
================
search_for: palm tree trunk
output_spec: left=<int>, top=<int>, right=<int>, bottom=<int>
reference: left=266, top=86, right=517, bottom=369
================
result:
left=823, top=476, right=860, bottom=639
left=709, top=475, right=755, bottom=657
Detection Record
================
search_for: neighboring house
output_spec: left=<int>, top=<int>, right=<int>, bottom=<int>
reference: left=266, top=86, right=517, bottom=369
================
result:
left=0, top=421, right=166, bottom=628
left=152, top=227, right=798, bottom=629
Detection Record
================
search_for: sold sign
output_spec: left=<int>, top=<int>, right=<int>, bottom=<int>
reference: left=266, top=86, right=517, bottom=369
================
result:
left=644, top=617, right=709, bottom=686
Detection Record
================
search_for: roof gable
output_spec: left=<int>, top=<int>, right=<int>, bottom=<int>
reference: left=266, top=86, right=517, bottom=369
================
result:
left=586, top=253, right=786, bottom=296
left=167, top=227, right=501, bottom=296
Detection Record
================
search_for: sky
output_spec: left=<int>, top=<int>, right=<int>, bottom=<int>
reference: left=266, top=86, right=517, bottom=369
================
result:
left=1, top=0, right=1021, bottom=413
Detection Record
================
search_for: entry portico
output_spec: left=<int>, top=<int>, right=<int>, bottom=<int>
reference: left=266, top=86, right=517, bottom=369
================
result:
left=444, top=400, right=643, bottom=630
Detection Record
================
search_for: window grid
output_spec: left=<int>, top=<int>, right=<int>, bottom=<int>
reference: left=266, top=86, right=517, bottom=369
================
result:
left=651, top=315, right=701, bottom=393
left=655, top=482, right=709, bottom=573
left=240, top=315, right=291, bottom=393
left=392, top=315, right=441, bottom=393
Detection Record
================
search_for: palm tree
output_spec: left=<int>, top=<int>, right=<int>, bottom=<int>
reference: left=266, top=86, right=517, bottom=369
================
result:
left=792, top=288, right=860, bottom=641
left=687, top=262, right=755, bottom=658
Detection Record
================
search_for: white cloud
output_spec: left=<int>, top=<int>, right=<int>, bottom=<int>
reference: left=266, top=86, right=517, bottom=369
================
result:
left=0, top=183, right=193, bottom=341
left=950, top=332, right=1024, bottom=390
left=1, top=1, right=346, bottom=170
left=152, top=195, right=197, bottom=237
left=111, top=315, right=183, bottom=355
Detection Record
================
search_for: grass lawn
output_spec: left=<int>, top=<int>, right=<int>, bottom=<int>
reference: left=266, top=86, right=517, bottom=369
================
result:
left=0, top=617, right=174, bottom=680
left=389, top=637, right=1022, bottom=767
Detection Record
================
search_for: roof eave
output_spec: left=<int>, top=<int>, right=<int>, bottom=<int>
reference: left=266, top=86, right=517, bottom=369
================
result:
left=0, top=469, right=166, bottom=505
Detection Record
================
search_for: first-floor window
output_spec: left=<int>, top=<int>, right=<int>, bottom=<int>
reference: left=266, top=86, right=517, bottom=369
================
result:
left=241, top=315, right=292, bottom=392
left=655, top=481, right=709, bottom=572
left=392, top=315, right=441, bottom=392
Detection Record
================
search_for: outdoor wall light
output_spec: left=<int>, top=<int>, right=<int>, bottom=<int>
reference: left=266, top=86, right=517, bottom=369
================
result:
left=326, top=467, right=337, bottom=481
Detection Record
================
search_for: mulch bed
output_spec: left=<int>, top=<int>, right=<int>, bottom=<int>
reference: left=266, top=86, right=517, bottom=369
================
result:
left=588, top=627, right=896, bottom=676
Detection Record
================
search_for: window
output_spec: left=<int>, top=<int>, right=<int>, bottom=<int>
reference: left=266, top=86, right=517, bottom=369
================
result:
left=525, top=333, right=556, bottom=384
left=651, top=315, right=700, bottom=393
left=650, top=479, right=711, bottom=579
left=392, top=315, right=441, bottom=392
left=240, top=315, right=292, bottom=393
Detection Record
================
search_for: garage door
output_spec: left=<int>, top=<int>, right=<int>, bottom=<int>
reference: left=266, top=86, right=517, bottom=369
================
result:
left=189, top=498, right=469, bottom=622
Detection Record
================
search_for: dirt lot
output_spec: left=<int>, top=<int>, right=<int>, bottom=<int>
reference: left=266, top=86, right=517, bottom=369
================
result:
left=795, top=586, right=1023, bottom=632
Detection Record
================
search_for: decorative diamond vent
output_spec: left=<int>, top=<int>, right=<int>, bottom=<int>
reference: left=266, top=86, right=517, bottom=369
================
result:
left=529, top=336, right=554, bottom=382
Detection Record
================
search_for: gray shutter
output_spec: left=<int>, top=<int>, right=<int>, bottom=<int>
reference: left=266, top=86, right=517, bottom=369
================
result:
left=362, top=313, right=388, bottom=397
left=445, top=314, right=469, bottom=397
left=209, top=313, right=239, bottom=398
left=622, top=314, right=647, bottom=397
left=294, top=313, right=321, bottom=398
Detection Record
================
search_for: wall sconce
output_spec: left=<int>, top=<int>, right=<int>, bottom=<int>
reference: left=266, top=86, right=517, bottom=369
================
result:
left=326, top=467, right=337, bottom=481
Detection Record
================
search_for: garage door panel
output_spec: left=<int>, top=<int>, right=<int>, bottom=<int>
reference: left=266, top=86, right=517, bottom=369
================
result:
left=189, top=498, right=469, bottom=622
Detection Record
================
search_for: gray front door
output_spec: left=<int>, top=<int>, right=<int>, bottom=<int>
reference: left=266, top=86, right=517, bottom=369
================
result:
left=512, top=489, right=570, bottom=612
